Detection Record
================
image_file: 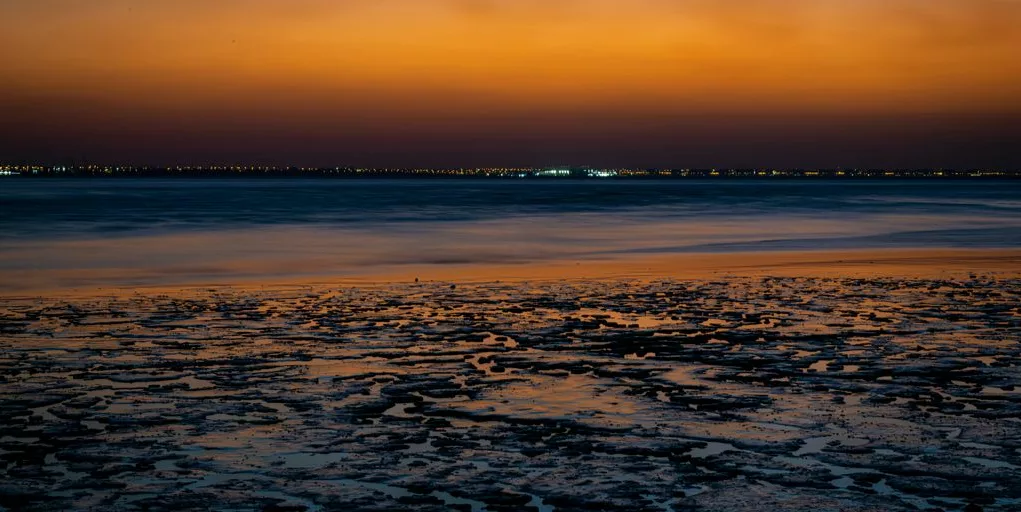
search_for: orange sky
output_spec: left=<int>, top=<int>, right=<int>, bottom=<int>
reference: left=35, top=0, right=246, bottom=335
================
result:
left=2, top=0, right=1020, bottom=166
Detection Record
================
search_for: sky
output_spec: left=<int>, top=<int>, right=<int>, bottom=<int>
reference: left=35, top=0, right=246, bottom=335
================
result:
left=1, top=0, right=1020, bottom=168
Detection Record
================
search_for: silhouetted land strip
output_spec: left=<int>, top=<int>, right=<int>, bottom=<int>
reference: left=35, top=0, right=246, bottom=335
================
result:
left=2, top=166, right=1019, bottom=179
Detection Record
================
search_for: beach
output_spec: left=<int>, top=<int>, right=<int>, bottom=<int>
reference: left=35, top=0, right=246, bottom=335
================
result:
left=2, top=251, right=1021, bottom=511
left=2, top=179, right=1021, bottom=511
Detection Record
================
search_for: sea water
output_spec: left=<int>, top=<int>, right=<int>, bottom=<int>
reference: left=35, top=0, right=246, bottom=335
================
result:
left=1, top=178, right=1019, bottom=289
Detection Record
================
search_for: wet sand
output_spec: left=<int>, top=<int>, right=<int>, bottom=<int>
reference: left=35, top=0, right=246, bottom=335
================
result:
left=346, top=248, right=1021, bottom=284
left=2, top=249, right=1020, bottom=511
left=5, top=247, right=1020, bottom=296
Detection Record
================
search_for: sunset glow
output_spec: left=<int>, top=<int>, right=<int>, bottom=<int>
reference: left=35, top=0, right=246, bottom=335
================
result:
left=3, top=0, right=1020, bottom=166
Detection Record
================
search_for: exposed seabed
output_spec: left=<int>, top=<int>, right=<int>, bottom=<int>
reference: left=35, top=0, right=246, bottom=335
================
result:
left=2, top=264, right=1020, bottom=511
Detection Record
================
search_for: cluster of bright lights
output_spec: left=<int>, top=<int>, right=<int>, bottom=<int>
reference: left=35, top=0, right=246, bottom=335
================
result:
left=535, top=169, right=572, bottom=177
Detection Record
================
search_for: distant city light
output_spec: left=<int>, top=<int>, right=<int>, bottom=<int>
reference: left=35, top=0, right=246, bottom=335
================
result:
left=536, top=169, right=572, bottom=177
left=0, top=165, right=1014, bottom=179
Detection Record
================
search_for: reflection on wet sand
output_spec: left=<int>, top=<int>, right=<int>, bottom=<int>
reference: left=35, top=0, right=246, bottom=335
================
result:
left=2, top=266, right=1020, bottom=511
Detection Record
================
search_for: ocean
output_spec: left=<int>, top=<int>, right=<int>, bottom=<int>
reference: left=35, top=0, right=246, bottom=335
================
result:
left=2, top=178, right=1020, bottom=289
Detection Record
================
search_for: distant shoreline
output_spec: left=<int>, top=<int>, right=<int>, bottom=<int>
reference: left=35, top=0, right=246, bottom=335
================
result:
left=2, top=168, right=1019, bottom=179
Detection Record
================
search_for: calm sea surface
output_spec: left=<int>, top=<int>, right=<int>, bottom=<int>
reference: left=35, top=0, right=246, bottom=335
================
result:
left=2, top=179, right=1019, bottom=289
